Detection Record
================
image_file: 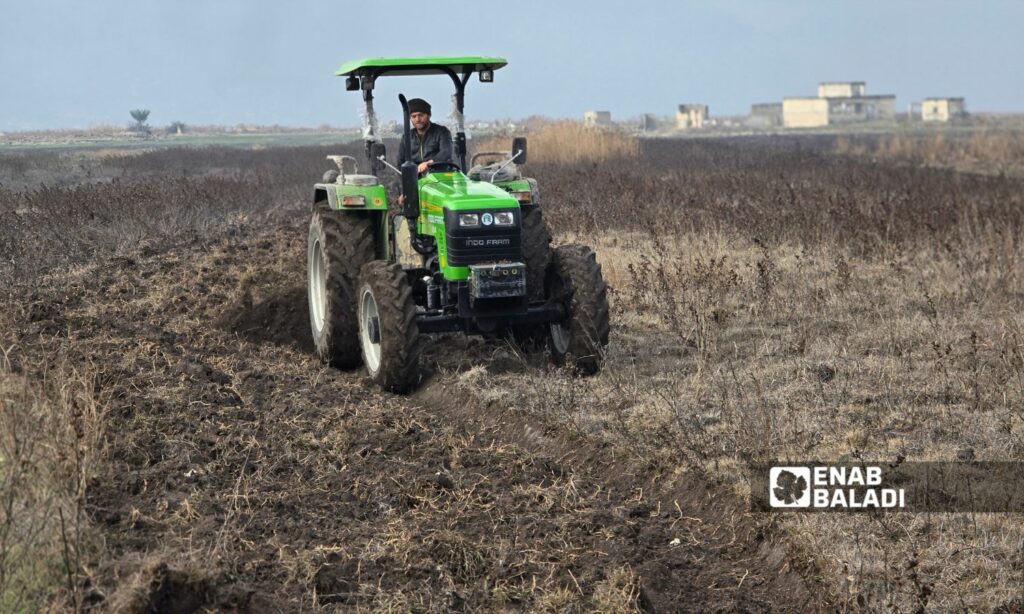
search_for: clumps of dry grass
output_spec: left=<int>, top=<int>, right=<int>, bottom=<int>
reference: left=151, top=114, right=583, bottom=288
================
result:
left=834, top=129, right=1024, bottom=176
left=590, top=565, right=644, bottom=612
left=0, top=353, right=104, bottom=611
left=533, top=228, right=1024, bottom=610
left=531, top=137, right=1024, bottom=257
left=0, top=142, right=364, bottom=286
left=475, top=120, right=639, bottom=164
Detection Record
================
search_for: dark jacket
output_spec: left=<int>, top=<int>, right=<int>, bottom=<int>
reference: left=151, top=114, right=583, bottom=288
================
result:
left=398, top=122, right=453, bottom=167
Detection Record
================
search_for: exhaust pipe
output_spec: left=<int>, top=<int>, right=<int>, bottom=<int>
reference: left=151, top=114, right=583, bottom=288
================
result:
left=397, top=94, right=419, bottom=218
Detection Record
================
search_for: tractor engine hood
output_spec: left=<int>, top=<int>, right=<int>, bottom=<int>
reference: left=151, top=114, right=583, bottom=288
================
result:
left=419, top=172, right=518, bottom=211
left=421, top=173, right=523, bottom=267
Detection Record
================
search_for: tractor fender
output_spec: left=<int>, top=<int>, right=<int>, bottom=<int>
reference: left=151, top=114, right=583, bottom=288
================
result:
left=524, top=177, right=541, bottom=207
left=312, top=183, right=338, bottom=210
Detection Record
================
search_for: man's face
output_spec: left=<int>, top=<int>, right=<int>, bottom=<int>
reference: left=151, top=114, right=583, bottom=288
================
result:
left=410, top=111, right=430, bottom=131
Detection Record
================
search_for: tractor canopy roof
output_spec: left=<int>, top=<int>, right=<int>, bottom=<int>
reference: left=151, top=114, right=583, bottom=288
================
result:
left=336, top=56, right=507, bottom=78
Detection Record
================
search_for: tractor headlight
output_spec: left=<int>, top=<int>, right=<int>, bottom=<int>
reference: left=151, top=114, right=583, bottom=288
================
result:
left=340, top=195, right=366, bottom=206
left=494, top=211, right=515, bottom=226
left=510, top=191, right=532, bottom=204
left=458, top=213, right=479, bottom=227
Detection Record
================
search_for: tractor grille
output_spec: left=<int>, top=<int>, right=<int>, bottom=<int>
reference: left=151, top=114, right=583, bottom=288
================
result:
left=444, top=209, right=522, bottom=266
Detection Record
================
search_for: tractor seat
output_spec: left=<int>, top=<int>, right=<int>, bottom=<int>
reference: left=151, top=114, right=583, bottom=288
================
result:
left=468, top=162, right=520, bottom=183
left=337, top=174, right=379, bottom=186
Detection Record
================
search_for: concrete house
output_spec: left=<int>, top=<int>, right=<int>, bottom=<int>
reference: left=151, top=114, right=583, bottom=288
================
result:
left=783, top=82, right=896, bottom=128
left=676, top=104, right=708, bottom=129
left=921, top=98, right=967, bottom=122
left=583, top=111, right=612, bottom=127
left=782, top=98, right=830, bottom=128
left=818, top=81, right=866, bottom=98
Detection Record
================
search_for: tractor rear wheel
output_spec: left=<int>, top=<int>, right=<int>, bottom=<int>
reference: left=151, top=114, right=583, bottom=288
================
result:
left=357, top=261, right=421, bottom=392
left=546, top=244, right=610, bottom=374
left=308, top=203, right=376, bottom=368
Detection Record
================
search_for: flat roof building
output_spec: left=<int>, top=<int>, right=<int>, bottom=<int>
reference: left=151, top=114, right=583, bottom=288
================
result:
left=676, top=104, right=708, bottom=129
left=921, top=98, right=966, bottom=122
left=782, top=81, right=896, bottom=128
left=818, top=82, right=866, bottom=98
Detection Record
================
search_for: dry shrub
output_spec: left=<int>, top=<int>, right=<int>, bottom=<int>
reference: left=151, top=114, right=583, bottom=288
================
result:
left=0, top=357, right=103, bottom=611
left=475, top=120, right=638, bottom=164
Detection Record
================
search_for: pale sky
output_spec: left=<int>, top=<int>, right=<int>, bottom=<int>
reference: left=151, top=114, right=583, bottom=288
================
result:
left=1, top=0, right=1021, bottom=130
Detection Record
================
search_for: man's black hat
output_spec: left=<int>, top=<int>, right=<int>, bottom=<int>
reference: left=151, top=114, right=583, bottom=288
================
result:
left=408, top=98, right=431, bottom=115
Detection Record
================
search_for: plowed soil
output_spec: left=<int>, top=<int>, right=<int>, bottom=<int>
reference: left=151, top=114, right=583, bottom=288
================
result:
left=10, top=218, right=831, bottom=611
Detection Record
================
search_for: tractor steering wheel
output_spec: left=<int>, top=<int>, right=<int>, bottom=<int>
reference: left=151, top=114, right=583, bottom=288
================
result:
left=426, top=161, right=461, bottom=173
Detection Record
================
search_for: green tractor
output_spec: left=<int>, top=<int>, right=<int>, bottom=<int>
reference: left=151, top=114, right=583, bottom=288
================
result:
left=307, top=56, right=609, bottom=392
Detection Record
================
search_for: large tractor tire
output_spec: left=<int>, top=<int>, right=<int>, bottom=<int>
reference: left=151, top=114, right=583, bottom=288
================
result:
left=546, top=244, right=610, bottom=374
left=357, top=261, right=421, bottom=393
left=520, top=206, right=552, bottom=301
left=506, top=206, right=553, bottom=349
left=307, top=203, right=376, bottom=368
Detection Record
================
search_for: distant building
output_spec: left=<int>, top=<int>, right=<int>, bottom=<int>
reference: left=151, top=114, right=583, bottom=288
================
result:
left=583, top=111, right=611, bottom=127
left=748, top=103, right=783, bottom=127
left=827, top=96, right=896, bottom=124
left=639, top=113, right=659, bottom=132
left=818, top=81, right=865, bottom=98
left=782, top=81, right=896, bottom=128
left=921, top=98, right=967, bottom=122
left=676, top=104, right=708, bottom=129
left=783, top=98, right=830, bottom=128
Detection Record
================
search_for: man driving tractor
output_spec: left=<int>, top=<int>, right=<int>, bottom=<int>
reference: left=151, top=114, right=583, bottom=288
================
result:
left=397, top=98, right=452, bottom=173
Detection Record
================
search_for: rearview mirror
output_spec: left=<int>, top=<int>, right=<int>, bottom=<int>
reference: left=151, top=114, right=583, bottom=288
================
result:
left=512, top=137, right=527, bottom=164
left=369, top=142, right=386, bottom=173
left=400, top=162, right=420, bottom=218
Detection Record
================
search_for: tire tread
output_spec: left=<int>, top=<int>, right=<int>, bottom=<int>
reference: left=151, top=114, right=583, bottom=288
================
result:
left=359, top=261, right=421, bottom=392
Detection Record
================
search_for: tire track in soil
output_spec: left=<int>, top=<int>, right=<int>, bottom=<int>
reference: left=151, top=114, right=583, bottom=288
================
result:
left=10, top=220, right=832, bottom=612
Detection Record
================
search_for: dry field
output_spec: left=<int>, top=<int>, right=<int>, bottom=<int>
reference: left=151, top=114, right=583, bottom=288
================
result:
left=1, top=126, right=1023, bottom=611
left=832, top=128, right=1024, bottom=177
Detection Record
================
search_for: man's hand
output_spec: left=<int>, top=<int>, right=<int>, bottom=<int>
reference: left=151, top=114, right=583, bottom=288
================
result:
left=417, top=160, right=433, bottom=174
left=398, top=194, right=405, bottom=206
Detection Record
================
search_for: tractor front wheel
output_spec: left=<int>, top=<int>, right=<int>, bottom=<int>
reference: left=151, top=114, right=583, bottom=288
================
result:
left=546, top=244, right=610, bottom=374
left=507, top=206, right=553, bottom=348
left=357, top=261, right=421, bottom=392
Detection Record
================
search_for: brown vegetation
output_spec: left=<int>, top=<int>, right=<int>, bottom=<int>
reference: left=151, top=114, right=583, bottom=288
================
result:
left=833, top=128, right=1024, bottom=176
left=2, top=130, right=1024, bottom=610
left=477, top=120, right=639, bottom=164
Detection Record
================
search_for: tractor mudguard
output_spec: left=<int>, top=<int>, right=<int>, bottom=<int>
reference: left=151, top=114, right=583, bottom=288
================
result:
left=311, top=182, right=389, bottom=212
left=491, top=177, right=540, bottom=207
